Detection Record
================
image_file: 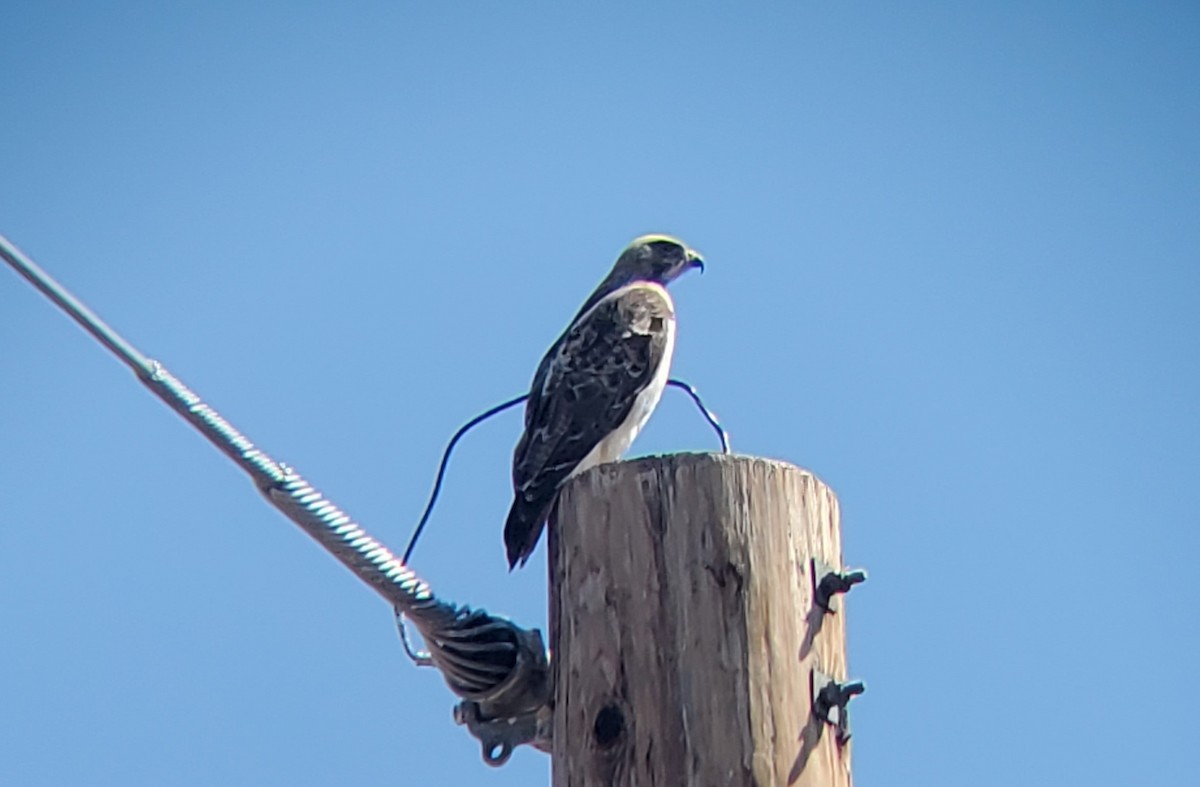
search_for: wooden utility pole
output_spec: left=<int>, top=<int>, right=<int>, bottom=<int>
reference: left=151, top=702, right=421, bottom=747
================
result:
left=549, top=453, right=856, bottom=787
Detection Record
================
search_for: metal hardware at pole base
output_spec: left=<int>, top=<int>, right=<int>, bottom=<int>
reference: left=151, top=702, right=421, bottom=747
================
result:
left=448, top=622, right=552, bottom=766
left=455, top=696, right=553, bottom=767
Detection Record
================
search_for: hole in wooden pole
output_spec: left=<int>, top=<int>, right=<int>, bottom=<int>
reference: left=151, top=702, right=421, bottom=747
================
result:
left=593, top=703, right=625, bottom=748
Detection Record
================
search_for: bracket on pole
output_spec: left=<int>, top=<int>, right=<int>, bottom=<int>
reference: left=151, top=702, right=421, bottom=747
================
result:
left=811, top=668, right=865, bottom=746
left=812, top=558, right=867, bottom=614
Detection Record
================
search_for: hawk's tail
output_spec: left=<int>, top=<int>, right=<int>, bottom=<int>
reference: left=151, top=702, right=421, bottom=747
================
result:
left=504, top=496, right=550, bottom=570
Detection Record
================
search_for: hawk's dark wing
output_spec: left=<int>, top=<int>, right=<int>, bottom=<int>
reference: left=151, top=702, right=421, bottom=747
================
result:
left=504, top=283, right=673, bottom=568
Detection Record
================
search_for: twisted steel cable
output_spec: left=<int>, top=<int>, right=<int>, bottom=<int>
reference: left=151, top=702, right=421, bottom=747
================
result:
left=1, top=234, right=549, bottom=761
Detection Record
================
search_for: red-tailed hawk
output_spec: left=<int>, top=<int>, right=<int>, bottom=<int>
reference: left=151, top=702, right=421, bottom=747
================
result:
left=504, top=235, right=704, bottom=568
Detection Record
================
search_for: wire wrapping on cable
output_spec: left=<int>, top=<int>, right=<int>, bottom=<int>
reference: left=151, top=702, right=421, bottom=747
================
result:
left=143, top=362, right=539, bottom=700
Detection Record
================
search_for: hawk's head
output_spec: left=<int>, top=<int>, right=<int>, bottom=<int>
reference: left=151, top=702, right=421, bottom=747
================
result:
left=611, top=234, right=704, bottom=286
left=574, top=234, right=704, bottom=320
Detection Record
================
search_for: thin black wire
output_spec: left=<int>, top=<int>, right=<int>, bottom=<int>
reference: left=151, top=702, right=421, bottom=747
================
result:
left=397, top=395, right=525, bottom=664
left=666, top=378, right=731, bottom=454
left=402, top=394, right=528, bottom=564
left=397, top=378, right=731, bottom=664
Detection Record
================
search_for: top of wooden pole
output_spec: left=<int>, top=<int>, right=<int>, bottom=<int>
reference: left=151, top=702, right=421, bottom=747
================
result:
left=550, top=452, right=855, bottom=787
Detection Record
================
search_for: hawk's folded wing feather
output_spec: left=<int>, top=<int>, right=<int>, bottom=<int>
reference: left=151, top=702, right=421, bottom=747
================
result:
left=504, top=283, right=674, bottom=567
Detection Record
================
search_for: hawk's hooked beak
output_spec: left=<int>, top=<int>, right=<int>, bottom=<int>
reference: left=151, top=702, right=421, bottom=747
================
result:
left=686, top=249, right=705, bottom=274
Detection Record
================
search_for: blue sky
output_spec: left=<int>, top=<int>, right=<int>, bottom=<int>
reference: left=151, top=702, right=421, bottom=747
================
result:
left=1, top=2, right=1197, bottom=785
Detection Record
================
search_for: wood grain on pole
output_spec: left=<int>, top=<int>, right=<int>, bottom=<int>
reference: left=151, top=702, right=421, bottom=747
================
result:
left=549, top=453, right=852, bottom=787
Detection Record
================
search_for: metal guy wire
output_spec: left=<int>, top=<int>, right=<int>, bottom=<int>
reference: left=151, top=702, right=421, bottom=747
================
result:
left=0, top=233, right=551, bottom=765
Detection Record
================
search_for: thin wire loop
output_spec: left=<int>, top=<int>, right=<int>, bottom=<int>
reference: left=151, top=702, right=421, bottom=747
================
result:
left=666, top=378, right=731, bottom=454
left=402, top=395, right=528, bottom=564
left=396, top=377, right=731, bottom=665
